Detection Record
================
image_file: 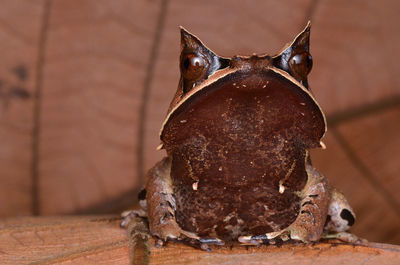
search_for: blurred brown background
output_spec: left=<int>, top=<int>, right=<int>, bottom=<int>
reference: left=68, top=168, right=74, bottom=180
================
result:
left=0, top=0, right=399, bottom=244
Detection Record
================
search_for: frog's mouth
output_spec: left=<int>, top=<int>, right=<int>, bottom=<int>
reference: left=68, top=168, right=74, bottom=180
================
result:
left=160, top=67, right=326, bottom=150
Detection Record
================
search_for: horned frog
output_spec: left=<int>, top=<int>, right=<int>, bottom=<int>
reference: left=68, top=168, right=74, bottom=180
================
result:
left=122, top=23, right=360, bottom=251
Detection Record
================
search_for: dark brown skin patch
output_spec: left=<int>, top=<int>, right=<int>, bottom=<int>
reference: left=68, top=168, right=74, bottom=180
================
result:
left=340, top=209, right=355, bottom=226
left=162, top=69, right=325, bottom=240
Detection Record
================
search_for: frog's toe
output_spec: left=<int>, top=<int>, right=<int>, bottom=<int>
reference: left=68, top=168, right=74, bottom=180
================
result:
left=174, top=233, right=224, bottom=251
left=238, top=230, right=290, bottom=245
left=323, top=232, right=367, bottom=245
left=120, top=209, right=147, bottom=228
left=238, top=235, right=264, bottom=245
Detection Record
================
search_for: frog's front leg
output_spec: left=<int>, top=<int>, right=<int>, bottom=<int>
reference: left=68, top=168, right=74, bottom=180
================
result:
left=239, top=164, right=330, bottom=245
left=120, top=188, right=148, bottom=227
left=322, top=188, right=366, bottom=244
left=139, top=157, right=224, bottom=251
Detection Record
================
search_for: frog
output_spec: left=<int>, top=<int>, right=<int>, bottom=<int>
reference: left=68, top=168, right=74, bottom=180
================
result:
left=121, top=22, right=359, bottom=251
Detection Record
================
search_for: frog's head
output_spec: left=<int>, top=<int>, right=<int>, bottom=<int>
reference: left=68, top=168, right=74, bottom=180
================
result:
left=160, top=23, right=326, bottom=155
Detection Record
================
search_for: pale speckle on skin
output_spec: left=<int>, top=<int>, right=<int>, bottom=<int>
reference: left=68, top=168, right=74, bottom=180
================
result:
left=218, top=166, right=223, bottom=171
left=192, top=181, right=198, bottom=191
left=224, top=224, right=243, bottom=238
left=180, top=119, right=187, bottom=123
left=242, top=84, right=246, bottom=87
left=278, top=160, right=297, bottom=193
left=190, top=217, right=197, bottom=229
left=223, top=212, right=235, bottom=222
left=263, top=84, right=267, bottom=88
left=278, top=181, right=286, bottom=194
left=300, top=102, right=306, bottom=106
left=271, top=135, right=285, bottom=153
left=300, top=112, right=305, bottom=116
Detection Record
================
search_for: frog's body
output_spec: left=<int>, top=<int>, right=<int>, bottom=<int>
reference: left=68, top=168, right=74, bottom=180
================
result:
left=122, top=23, right=358, bottom=250
left=163, top=67, right=324, bottom=241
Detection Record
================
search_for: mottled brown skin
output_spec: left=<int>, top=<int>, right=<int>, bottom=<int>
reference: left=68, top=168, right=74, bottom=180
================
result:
left=121, top=23, right=358, bottom=250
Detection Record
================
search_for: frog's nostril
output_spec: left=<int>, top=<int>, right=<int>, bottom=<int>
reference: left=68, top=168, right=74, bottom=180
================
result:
left=340, top=209, right=355, bottom=226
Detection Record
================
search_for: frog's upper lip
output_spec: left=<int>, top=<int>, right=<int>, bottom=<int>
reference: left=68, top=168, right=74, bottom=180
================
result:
left=159, top=66, right=327, bottom=144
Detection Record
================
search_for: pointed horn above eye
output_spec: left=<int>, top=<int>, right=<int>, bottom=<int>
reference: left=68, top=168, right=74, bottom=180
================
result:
left=179, top=26, right=230, bottom=67
left=279, top=21, right=311, bottom=56
left=292, top=21, right=311, bottom=52
left=179, top=26, right=206, bottom=51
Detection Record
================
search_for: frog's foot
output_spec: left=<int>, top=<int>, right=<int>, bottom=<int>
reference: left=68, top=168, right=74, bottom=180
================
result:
left=120, top=209, right=147, bottom=228
left=144, top=158, right=225, bottom=251
left=152, top=216, right=224, bottom=251
left=167, top=231, right=225, bottom=252
left=323, top=232, right=368, bottom=245
left=238, top=224, right=312, bottom=245
left=149, top=197, right=224, bottom=251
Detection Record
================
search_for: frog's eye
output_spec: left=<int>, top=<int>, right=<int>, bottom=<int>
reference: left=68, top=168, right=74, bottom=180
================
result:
left=179, top=28, right=230, bottom=94
left=272, top=22, right=312, bottom=89
left=181, top=53, right=207, bottom=81
left=288, top=52, right=313, bottom=81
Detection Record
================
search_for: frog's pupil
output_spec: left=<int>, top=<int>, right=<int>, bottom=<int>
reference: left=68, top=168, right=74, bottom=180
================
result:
left=184, top=57, right=190, bottom=69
